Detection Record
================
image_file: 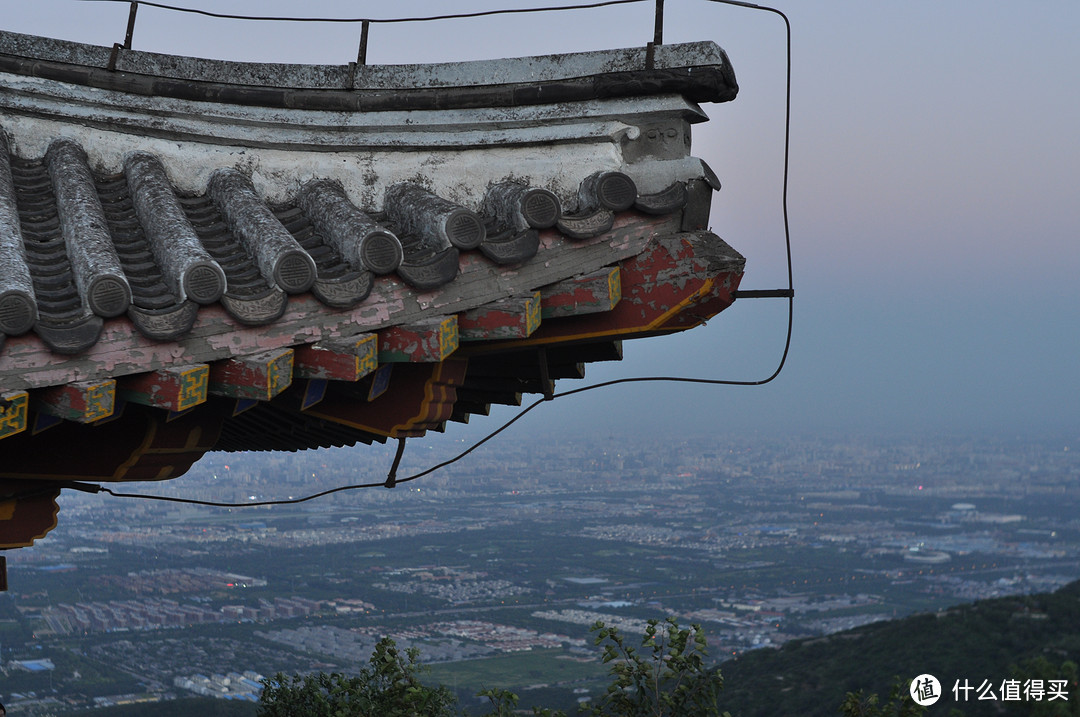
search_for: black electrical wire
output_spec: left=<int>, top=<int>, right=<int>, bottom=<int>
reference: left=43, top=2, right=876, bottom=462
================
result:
left=48, top=0, right=793, bottom=510
left=77, top=0, right=650, bottom=24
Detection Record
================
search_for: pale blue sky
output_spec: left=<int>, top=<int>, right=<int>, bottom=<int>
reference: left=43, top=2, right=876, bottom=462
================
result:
left=6, top=1, right=1079, bottom=438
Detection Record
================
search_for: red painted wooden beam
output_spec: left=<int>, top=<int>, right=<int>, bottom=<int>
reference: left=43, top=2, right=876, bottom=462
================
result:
left=33, top=379, right=116, bottom=423
left=378, top=316, right=458, bottom=363
left=294, top=334, right=378, bottom=381
left=463, top=232, right=744, bottom=354
left=118, top=365, right=210, bottom=412
left=540, top=266, right=621, bottom=319
left=209, top=349, right=294, bottom=401
left=458, top=292, right=542, bottom=342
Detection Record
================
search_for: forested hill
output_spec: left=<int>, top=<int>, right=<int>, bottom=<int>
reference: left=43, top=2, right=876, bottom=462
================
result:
left=719, top=579, right=1080, bottom=716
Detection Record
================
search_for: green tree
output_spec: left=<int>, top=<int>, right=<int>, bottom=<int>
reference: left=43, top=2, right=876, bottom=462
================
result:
left=477, top=686, right=567, bottom=717
left=839, top=678, right=926, bottom=717
left=257, top=636, right=456, bottom=717
left=1008, top=657, right=1080, bottom=716
left=583, top=617, right=729, bottom=717
left=259, top=618, right=730, bottom=716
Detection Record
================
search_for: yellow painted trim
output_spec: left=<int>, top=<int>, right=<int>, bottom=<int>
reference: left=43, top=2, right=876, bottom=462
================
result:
left=0, top=391, right=28, bottom=440
left=84, top=379, right=117, bottom=422
left=112, top=413, right=160, bottom=480
left=266, top=350, right=295, bottom=400
left=0, top=494, right=59, bottom=549
left=391, top=369, right=440, bottom=436
left=356, top=334, right=379, bottom=377
left=525, top=291, right=543, bottom=336
left=438, top=316, right=459, bottom=360
left=306, top=360, right=467, bottom=438
left=606, top=266, right=622, bottom=309
left=177, top=365, right=210, bottom=411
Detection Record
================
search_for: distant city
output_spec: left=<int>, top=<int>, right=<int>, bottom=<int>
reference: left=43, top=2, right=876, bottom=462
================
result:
left=2, top=430, right=1078, bottom=713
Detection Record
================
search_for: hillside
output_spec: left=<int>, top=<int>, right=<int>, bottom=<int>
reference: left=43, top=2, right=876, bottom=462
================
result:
left=69, top=698, right=256, bottom=717
left=719, top=580, right=1080, bottom=715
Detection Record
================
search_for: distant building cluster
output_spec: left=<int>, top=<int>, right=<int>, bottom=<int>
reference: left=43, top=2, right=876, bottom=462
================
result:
left=92, top=694, right=170, bottom=709
left=259, top=624, right=489, bottom=664
left=89, top=567, right=268, bottom=594
left=259, top=620, right=581, bottom=666
left=422, top=620, right=579, bottom=652
left=41, top=596, right=321, bottom=635
left=174, top=671, right=265, bottom=702
left=373, top=569, right=534, bottom=604
left=532, top=609, right=655, bottom=635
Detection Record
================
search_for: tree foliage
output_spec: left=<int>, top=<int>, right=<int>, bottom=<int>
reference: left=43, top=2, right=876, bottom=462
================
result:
left=582, top=617, right=729, bottom=717
left=838, top=678, right=925, bottom=717
left=257, top=637, right=456, bottom=717
left=258, top=617, right=731, bottom=717
left=1007, top=657, right=1080, bottom=717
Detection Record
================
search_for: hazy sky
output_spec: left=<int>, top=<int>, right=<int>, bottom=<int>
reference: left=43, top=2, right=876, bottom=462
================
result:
left=5, top=1, right=1079, bottom=441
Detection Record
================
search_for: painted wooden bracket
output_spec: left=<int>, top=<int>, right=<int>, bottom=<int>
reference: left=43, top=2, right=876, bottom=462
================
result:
left=540, top=266, right=621, bottom=319
left=34, top=379, right=116, bottom=423
left=209, top=348, right=294, bottom=401
left=0, top=485, right=60, bottom=549
left=305, top=360, right=466, bottom=438
left=463, top=234, right=742, bottom=356
left=294, top=333, right=378, bottom=381
left=378, top=316, right=458, bottom=363
left=458, top=292, right=542, bottom=342
left=0, top=391, right=28, bottom=440
left=118, top=364, right=209, bottom=412
left=450, top=400, right=489, bottom=424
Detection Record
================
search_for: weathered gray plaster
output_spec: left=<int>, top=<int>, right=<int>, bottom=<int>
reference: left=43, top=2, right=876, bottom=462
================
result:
left=0, top=68, right=710, bottom=208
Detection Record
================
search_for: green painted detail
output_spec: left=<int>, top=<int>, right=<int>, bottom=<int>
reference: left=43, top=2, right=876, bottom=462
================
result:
left=0, top=392, right=28, bottom=439
left=266, top=352, right=295, bottom=400
left=84, top=381, right=116, bottom=422
left=177, top=366, right=209, bottom=411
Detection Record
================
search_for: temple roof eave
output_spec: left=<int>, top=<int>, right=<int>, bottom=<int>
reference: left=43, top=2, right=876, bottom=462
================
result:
left=0, top=29, right=735, bottom=97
